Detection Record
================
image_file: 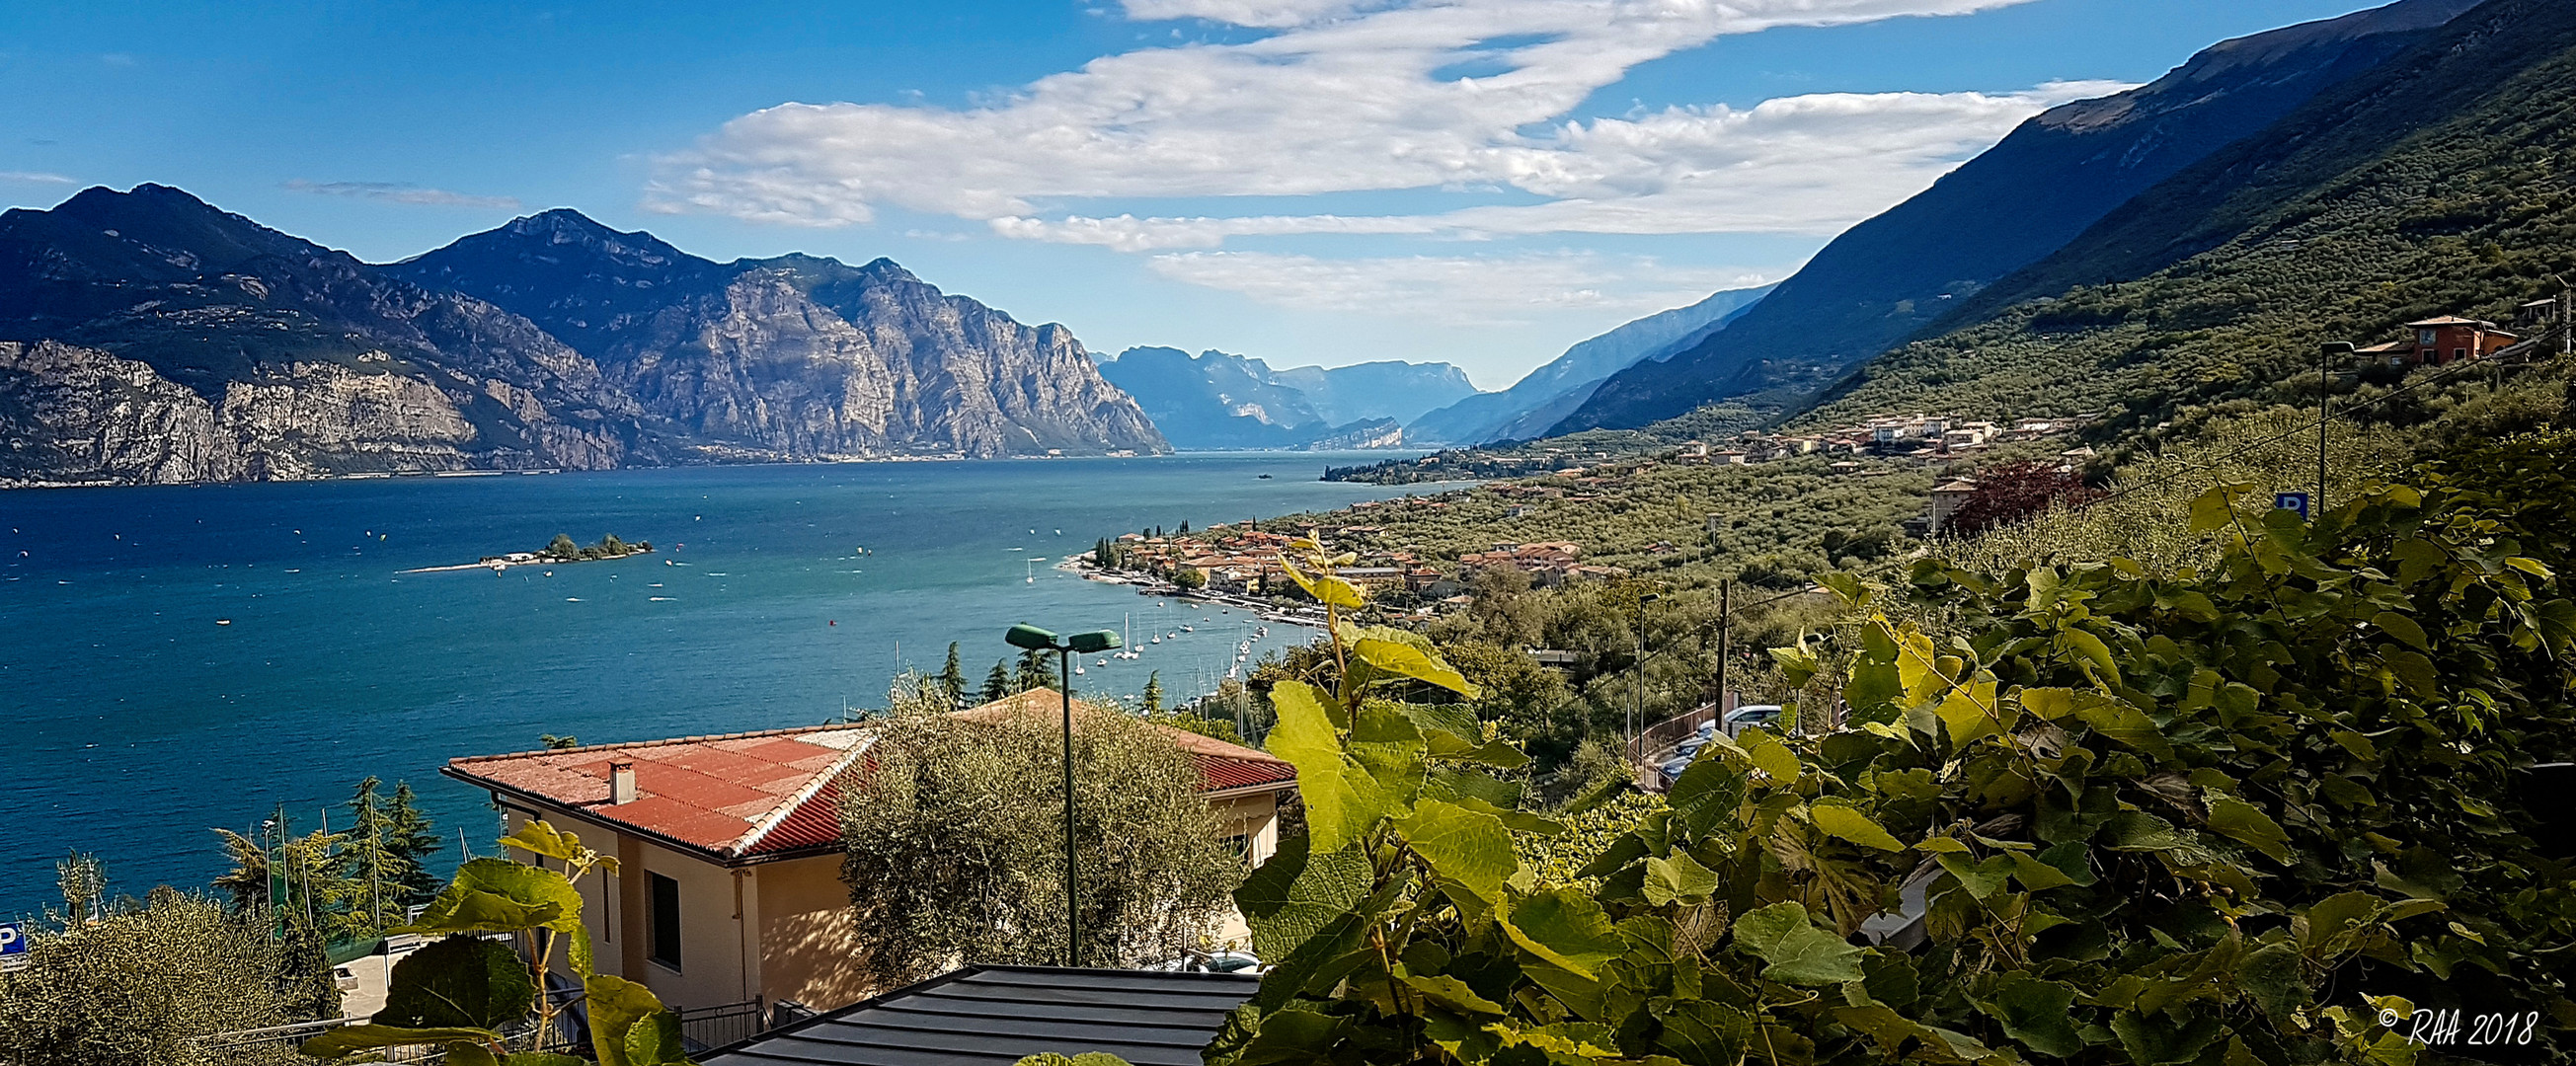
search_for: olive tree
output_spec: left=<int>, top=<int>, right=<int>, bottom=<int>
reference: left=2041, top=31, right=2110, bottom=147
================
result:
left=0, top=887, right=315, bottom=1066
left=839, top=698, right=1241, bottom=989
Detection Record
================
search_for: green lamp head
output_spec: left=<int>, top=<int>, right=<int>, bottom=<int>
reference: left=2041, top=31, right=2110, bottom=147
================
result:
left=1066, top=630, right=1122, bottom=654
left=1005, top=624, right=1061, bottom=650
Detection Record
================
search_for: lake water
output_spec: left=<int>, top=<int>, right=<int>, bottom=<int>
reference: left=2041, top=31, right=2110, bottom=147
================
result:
left=0, top=454, right=1425, bottom=914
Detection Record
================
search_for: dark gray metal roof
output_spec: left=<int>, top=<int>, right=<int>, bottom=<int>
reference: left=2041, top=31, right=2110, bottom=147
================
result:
left=700, top=966, right=1261, bottom=1066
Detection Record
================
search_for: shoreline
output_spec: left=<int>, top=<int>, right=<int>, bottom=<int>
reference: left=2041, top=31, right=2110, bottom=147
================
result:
left=1056, top=557, right=1328, bottom=626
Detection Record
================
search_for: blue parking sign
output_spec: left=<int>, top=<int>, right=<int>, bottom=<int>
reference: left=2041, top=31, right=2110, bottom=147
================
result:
left=2275, top=492, right=2310, bottom=520
left=0, top=922, right=24, bottom=956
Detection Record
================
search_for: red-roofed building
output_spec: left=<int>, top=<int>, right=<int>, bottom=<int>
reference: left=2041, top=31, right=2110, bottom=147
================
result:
left=444, top=695, right=1295, bottom=1017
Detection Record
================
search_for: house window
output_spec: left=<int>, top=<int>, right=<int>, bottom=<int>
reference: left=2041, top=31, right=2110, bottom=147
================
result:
left=649, top=873, right=681, bottom=970
left=1221, top=834, right=1252, bottom=866
left=2453, top=348, right=2468, bottom=363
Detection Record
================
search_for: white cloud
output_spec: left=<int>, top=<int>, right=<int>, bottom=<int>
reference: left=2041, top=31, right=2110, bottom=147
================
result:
left=1148, top=249, right=1776, bottom=325
left=648, top=0, right=2073, bottom=239
left=991, top=81, right=2125, bottom=249
left=0, top=171, right=74, bottom=185
left=283, top=180, right=521, bottom=210
left=1119, top=0, right=1384, bottom=28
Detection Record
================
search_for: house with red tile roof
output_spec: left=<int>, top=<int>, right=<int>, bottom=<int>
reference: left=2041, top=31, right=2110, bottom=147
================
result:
left=442, top=693, right=1296, bottom=1018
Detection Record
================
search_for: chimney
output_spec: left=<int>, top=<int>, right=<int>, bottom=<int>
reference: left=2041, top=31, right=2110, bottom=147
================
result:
left=609, top=762, right=637, bottom=805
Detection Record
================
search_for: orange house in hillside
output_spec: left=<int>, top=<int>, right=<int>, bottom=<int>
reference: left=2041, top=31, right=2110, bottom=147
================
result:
left=2362, top=316, right=2521, bottom=367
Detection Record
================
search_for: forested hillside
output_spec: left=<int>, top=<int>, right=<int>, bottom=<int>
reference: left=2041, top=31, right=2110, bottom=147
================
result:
left=1804, top=0, right=2576, bottom=433
left=1550, top=0, right=2481, bottom=434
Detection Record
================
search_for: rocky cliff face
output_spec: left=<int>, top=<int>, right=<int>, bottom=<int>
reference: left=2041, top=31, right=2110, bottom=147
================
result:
left=391, top=214, right=1167, bottom=460
left=0, top=341, right=632, bottom=486
left=0, top=188, right=1165, bottom=487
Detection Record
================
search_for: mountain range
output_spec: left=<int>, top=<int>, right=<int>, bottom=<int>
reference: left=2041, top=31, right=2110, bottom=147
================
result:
left=1092, top=347, right=1473, bottom=450
left=1550, top=0, right=2488, bottom=436
left=0, top=188, right=1165, bottom=486
left=1406, top=285, right=1773, bottom=446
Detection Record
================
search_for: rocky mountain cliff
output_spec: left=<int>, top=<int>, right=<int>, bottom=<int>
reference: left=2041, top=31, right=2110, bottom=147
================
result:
left=0, top=186, right=651, bottom=485
left=388, top=211, right=1165, bottom=460
left=1553, top=0, right=2483, bottom=434
left=0, top=190, right=1165, bottom=486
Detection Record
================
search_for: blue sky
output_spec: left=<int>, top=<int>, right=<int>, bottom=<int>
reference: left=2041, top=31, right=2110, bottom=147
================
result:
left=2, top=0, right=2389, bottom=388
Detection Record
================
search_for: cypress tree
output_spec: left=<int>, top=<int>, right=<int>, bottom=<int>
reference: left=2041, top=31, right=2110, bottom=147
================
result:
left=381, top=782, right=443, bottom=906
left=938, top=643, right=966, bottom=708
left=1141, top=671, right=1164, bottom=715
left=340, top=778, right=405, bottom=931
left=981, top=660, right=1012, bottom=704
left=1015, top=648, right=1058, bottom=693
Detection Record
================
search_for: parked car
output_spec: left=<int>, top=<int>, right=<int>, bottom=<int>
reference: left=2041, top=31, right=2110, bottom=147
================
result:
left=1659, top=706, right=1787, bottom=786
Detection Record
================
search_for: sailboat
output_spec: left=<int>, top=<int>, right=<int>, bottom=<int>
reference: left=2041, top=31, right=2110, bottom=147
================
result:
left=1024, top=559, right=1035, bottom=584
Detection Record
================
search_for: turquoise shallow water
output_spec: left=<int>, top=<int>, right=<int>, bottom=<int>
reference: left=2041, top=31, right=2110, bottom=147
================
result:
left=0, top=454, right=1424, bottom=913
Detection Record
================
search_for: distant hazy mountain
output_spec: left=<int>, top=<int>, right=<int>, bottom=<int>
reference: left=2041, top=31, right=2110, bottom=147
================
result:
left=0, top=188, right=1164, bottom=487
left=1553, top=0, right=2483, bottom=434
left=1091, top=346, right=1327, bottom=449
left=1093, top=347, right=1472, bottom=450
left=1407, top=285, right=1772, bottom=445
left=1265, top=360, right=1478, bottom=426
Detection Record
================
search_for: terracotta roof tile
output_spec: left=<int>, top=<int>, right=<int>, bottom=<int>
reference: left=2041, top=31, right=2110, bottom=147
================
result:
left=446, top=698, right=1297, bottom=866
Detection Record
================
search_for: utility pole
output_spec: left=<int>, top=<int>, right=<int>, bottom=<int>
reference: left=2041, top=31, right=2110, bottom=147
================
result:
left=1714, top=580, right=1734, bottom=717
left=2319, top=342, right=2352, bottom=513
left=1630, top=593, right=1659, bottom=757
left=2562, top=285, right=2574, bottom=356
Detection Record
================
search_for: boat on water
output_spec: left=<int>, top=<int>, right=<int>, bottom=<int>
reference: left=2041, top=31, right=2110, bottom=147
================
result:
left=1182, top=625, right=1194, bottom=633
left=1151, top=636, right=1162, bottom=645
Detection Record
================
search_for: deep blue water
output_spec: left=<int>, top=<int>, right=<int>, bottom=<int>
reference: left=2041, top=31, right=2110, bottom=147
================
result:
left=0, top=454, right=1424, bottom=914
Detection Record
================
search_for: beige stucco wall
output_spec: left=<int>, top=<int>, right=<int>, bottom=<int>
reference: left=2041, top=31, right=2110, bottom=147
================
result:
left=497, top=806, right=624, bottom=981
left=493, top=805, right=757, bottom=1011
left=632, top=837, right=757, bottom=1012
left=753, top=854, right=871, bottom=1010
left=1203, top=790, right=1283, bottom=951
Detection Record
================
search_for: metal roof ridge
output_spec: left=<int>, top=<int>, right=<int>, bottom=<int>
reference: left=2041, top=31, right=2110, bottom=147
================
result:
left=447, top=723, right=868, bottom=766
left=729, top=732, right=877, bottom=857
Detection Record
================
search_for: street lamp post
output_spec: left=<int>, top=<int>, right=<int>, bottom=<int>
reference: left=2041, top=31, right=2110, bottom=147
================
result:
left=1004, top=623, right=1122, bottom=968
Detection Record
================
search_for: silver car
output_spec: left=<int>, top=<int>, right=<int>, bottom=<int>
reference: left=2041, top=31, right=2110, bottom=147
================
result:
left=1659, top=705, right=1787, bottom=785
